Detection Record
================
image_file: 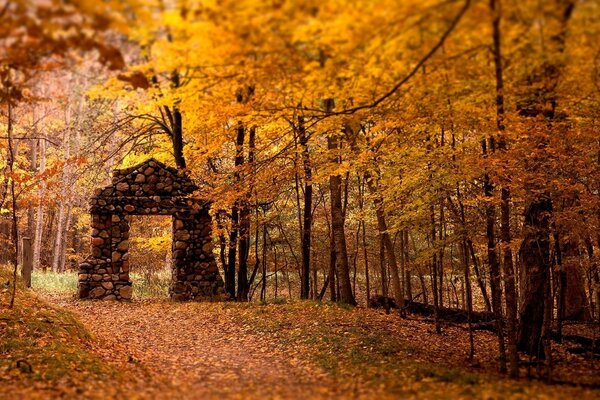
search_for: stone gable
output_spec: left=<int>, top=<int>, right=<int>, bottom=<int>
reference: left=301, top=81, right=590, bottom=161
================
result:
left=94, top=158, right=197, bottom=199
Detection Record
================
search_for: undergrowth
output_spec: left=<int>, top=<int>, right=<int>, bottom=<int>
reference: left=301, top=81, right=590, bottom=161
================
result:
left=224, top=301, right=598, bottom=399
left=32, top=269, right=171, bottom=298
left=0, top=267, right=117, bottom=397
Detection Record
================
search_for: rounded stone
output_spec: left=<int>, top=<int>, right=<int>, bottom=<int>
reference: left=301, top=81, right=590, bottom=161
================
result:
left=89, top=287, right=105, bottom=298
left=124, top=204, right=135, bottom=212
left=175, top=231, right=190, bottom=241
left=116, top=182, right=129, bottom=192
left=135, top=174, right=146, bottom=183
left=202, top=243, right=213, bottom=253
left=91, top=237, right=104, bottom=246
left=102, top=282, right=114, bottom=290
left=120, top=286, right=133, bottom=299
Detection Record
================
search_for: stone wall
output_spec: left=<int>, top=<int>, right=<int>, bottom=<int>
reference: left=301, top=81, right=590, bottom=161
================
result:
left=78, top=159, right=225, bottom=301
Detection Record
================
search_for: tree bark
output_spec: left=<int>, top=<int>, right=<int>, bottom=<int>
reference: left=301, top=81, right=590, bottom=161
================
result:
left=482, top=135, right=507, bottom=373
left=365, top=174, right=403, bottom=312
left=518, top=195, right=553, bottom=357
left=328, top=133, right=356, bottom=306
left=33, top=135, right=46, bottom=270
left=237, top=126, right=254, bottom=301
left=298, top=115, right=312, bottom=299
left=517, top=0, right=575, bottom=358
left=226, top=124, right=244, bottom=300
left=490, top=0, right=518, bottom=376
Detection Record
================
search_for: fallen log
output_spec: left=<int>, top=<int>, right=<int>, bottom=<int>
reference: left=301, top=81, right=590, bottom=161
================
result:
left=369, top=296, right=495, bottom=324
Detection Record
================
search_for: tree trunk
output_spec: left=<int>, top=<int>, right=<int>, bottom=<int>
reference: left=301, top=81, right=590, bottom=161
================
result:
left=517, top=0, right=575, bottom=358
left=430, top=204, right=441, bottom=333
left=562, top=239, right=591, bottom=321
left=518, top=195, right=553, bottom=357
left=237, top=126, right=255, bottom=301
left=298, top=116, right=312, bottom=299
left=491, top=0, right=518, bottom=376
left=328, top=133, right=356, bottom=306
left=170, top=71, right=186, bottom=170
left=6, top=96, right=20, bottom=308
left=483, top=136, right=507, bottom=373
left=33, top=136, right=46, bottom=270
left=403, top=231, right=412, bottom=302
left=52, top=94, right=73, bottom=272
left=365, top=174, right=403, bottom=312
left=226, top=123, right=245, bottom=300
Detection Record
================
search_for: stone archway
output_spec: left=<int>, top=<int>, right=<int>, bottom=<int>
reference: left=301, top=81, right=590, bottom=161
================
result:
left=77, top=158, right=225, bottom=301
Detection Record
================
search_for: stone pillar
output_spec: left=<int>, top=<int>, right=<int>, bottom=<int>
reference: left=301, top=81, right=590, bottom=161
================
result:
left=78, top=212, right=133, bottom=300
left=78, top=213, right=113, bottom=299
left=169, top=210, right=224, bottom=300
left=110, top=213, right=133, bottom=300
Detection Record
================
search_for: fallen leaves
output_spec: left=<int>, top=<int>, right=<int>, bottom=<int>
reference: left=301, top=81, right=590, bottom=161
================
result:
left=4, top=278, right=600, bottom=399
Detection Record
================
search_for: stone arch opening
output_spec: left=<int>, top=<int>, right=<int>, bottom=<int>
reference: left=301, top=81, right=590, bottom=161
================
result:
left=127, top=214, right=173, bottom=297
left=77, top=158, right=225, bottom=301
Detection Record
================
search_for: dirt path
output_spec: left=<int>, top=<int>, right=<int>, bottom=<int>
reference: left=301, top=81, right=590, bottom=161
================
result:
left=53, top=297, right=341, bottom=400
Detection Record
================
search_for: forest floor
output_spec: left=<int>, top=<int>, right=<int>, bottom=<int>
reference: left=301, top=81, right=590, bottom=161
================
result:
left=2, top=272, right=600, bottom=399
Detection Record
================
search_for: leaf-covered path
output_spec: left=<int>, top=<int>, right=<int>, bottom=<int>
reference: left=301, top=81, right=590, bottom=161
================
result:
left=55, top=297, right=340, bottom=399
left=42, top=293, right=600, bottom=400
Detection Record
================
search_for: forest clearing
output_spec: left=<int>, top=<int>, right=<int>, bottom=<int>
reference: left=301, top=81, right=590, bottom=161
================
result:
left=2, top=0, right=600, bottom=399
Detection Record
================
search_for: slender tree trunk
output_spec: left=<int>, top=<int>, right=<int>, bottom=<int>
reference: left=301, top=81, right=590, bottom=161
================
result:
left=365, top=174, right=403, bottom=312
left=52, top=94, right=73, bottom=272
left=461, top=239, right=475, bottom=361
left=33, top=136, right=46, bottom=270
left=27, top=110, right=37, bottom=241
left=170, top=72, right=186, bottom=170
left=404, top=230, right=412, bottom=302
left=490, top=0, right=518, bottom=376
left=7, top=96, right=19, bottom=308
left=298, top=115, right=312, bottom=299
left=260, top=223, right=267, bottom=302
left=483, top=136, right=507, bottom=373
left=328, top=132, right=356, bottom=306
left=467, top=239, right=492, bottom=311
left=237, top=126, right=255, bottom=301
left=226, top=123, right=245, bottom=300
left=430, top=204, right=441, bottom=333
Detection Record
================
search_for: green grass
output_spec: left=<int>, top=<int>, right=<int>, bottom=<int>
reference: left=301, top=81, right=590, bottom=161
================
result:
left=0, top=267, right=117, bottom=392
left=32, top=270, right=78, bottom=294
left=32, top=269, right=172, bottom=299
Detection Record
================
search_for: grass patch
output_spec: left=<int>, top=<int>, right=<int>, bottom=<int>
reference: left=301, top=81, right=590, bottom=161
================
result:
left=32, top=269, right=172, bottom=299
left=32, top=270, right=78, bottom=294
left=0, top=267, right=117, bottom=396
